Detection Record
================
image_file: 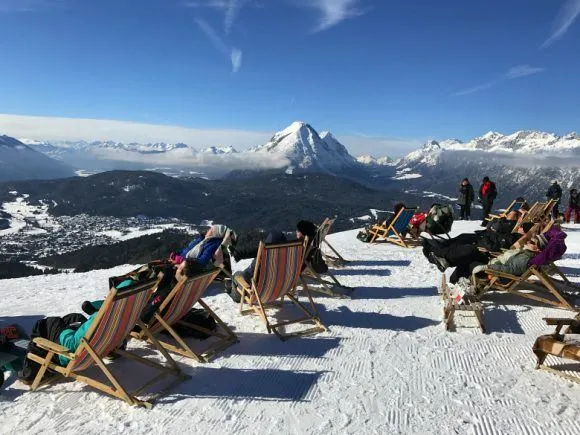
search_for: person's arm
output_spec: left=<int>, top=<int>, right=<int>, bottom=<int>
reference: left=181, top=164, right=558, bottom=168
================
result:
left=59, top=314, right=97, bottom=352
left=489, top=252, right=533, bottom=275
left=179, top=237, right=202, bottom=258
left=193, top=239, right=221, bottom=266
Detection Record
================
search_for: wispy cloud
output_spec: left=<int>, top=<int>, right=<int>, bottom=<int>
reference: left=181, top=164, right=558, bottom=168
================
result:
left=307, top=0, right=365, bottom=32
left=184, top=0, right=248, bottom=34
left=195, top=18, right=243, bottom=72
left=453, top=64, right=545, bottom=97
left=540, top=0, right=580, bottom=49
left=505, top=65, right=545, bottom=79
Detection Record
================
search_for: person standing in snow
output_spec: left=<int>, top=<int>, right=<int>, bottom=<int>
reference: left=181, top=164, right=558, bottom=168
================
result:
left=478, top=176, right=497, bottom=226
left=564, top=188, right=580, bottom=224
left=546, top=179, right=563, bottom=219
left=457, top=178, right=474, bottom=220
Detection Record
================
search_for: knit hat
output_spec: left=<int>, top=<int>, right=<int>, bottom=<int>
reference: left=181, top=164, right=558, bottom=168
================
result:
left=296, top=220, right=317, bottom=239
left=535, top=233, right=549, bottom=249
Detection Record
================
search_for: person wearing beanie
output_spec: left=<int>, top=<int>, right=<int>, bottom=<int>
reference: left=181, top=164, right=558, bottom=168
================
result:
left=457, top=178, right=475, bottom=220
left=296, top=220, right=317, bottom=241
left=546, top=180, right=563, bottom=219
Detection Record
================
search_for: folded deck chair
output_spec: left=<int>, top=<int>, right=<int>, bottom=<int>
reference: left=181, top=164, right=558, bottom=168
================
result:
left=132, top=268, right=237, bottom=362
left=317, top=217, right=350, bottom=267
left=26, top=278, right=185, bottom=408
left=486, top=199, right=527, bottom=222
left=368, top=207, right=417, bottom=247
left=301, top=221, right=354, bottom=299
left=474, top=264, right=579, bottom=311
left=440, top=274, right=485, bottom=332
left=235, top=239, right=326, bottom=340
left=533, top=314, right=580, bottom=383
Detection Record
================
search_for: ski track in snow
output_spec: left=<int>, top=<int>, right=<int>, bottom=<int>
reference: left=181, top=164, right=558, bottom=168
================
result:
left=1, top=221, right=579, bottom=434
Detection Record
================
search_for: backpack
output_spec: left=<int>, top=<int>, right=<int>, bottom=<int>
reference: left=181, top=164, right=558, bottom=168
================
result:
left=161, top=308, right=217, bottom=340
left=425, top=204, right=454, bottom=235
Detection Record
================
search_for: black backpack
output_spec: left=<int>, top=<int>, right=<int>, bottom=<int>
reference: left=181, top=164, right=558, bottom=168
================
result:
left=425, top=204, right=454, bottom=235
left=161, top=308, right=217, bottom=340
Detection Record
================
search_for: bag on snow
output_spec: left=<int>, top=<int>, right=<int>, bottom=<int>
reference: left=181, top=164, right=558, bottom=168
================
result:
left=161, top=308, right=217, bottom=340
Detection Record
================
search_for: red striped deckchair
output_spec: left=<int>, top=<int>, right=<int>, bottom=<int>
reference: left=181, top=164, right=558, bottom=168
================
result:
left=26, top=278, right=186, bottom=408
left=235, top=239, right=326, bottom=340
left=132, top=268, right=237, bottom=362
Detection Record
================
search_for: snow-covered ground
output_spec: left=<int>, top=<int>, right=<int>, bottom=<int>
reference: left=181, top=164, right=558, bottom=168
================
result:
left=1, top=221, right=579, bottom=433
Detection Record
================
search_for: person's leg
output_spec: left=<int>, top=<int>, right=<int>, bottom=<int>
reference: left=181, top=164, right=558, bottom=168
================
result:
left=466, top=203, right=471, bottom=220
left=565, top=206, right=572, bottom=223
left=459, top=205, right=465, bottom=220
left=441, top=244, right=489, bottom=267
left=574, top=206, right=580, bottom=223
left=553, top=202, right=559, bottom=219
left=450, top=263, right=470, bottom=284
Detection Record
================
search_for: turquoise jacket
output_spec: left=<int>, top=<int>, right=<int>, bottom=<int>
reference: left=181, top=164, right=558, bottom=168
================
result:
left=57, top=279, right=134, bottom=365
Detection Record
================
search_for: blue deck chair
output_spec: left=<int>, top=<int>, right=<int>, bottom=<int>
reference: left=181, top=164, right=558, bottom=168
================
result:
left=486, top=200, right=527, bottom=222
left=368, top=207, right=417, bottom=247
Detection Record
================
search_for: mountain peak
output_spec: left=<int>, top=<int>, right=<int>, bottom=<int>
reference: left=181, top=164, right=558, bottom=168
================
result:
left=249, top=122, right=356, bottom=173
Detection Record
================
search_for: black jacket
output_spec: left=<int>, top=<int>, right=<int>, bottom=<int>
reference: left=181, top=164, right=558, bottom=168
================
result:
left=458, top=183, right=475, bottom=206
left=569, top=189, right=579, bottom=207
left=547, top=183, right=562, bottom=201
left=479, top=181, right=497, bottom=202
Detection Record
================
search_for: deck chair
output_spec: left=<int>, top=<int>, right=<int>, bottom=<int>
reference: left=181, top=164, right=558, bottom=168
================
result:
left=440, top=274, right=485, bottom=332
left=132, top=268, right=238, bottom=362
left=368, top=207, right=418, bottom=247
left=235, top=239, right=326, bottom=340
left=486, top=199, right=526, bottom=222
left=318, top=217, right=350, bottom=267
left=301, top=222, right=354, bottom=299
left=533, top=314, right=580, bottom=383
left=474, top=264, right=579, bottom=311
left=26, top=278, right=185, bottom=408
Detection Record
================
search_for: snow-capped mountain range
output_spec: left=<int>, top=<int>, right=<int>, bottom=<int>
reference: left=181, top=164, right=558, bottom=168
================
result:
left=395, top=130, right=580, bottom=206
left=0, top=135, right=74, bottom=181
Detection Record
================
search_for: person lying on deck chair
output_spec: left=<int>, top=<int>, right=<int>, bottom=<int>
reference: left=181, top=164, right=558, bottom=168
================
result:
left=432, top=226, right=567, bottom=284
left=229, top=230, right=288, bottom=303
left=422, top=215, right=534, bottom=264
left=17, top=279, right=137, bottom=385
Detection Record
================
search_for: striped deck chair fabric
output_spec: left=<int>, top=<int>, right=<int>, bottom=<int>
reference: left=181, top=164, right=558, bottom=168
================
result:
left=254, top=241, right=303, bottom=304
left=137, top=268, right=237, bottom=362
left=237, top=239, right=326, bottom=340
left=26, top=278, right=185, bottom=408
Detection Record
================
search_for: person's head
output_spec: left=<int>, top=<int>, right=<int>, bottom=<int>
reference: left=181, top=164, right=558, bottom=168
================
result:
left=527, top=233, right=549, bottom=252
left=205, top=224, right=227, bottom=239
left=462, top=178, right=469, bottom=185
left=264, top=230, right=287, bottom=245
left=506, top=211, right=519, bottom=221
left=393, top=203, right=406, bottom=214
left=296, top=220, right=317, bottom=240
left=516, top=196, right=525, bottom=202
left=482, top=176, right=490, bottom=183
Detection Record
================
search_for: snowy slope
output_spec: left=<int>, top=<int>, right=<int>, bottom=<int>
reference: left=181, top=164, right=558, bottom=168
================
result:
left=249, top=122, right=357, bottom=173
left=1, top=221, right=579, bottom=433
left=0, top=135, right=74, bottom=181
left=356, top=154, right=394, bottom=166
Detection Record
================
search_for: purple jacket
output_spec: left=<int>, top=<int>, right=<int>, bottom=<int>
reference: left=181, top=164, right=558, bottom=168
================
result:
left=528, top=227, right=567, bottom=268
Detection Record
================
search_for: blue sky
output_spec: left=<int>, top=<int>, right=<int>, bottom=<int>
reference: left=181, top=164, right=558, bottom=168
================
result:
left=0, top=0, right=579, bottom=156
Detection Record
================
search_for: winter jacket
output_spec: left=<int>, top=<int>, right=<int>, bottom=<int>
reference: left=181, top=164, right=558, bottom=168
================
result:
left=479, top=181, right=497, bottom=201
left=58, top=300, right=103, bottom=366
left=487, top=217, right=517, bottom=235
left=488, top=248, right=535, bottom=276
left=528, top=227, right=567, bottom=268
left=569, top=189, right=579, bottom=208
left=179, top=236, right=223, bottom=267
left=458, top=183, right=475, bottom=206
left=546, top=183, right=562, bottom=202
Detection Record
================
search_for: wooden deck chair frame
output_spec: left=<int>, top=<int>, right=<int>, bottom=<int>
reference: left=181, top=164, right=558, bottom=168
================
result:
left=475, top=265, right=579, bottom=311
left=301, top=221, right=354, bottom=299
left=26, top=279, right=186, bottom=408
left=132, top=268, right=238, bottom=363
left=486, top=199, right=527, bottom=222
left=318, top=217, right=350, bottom=267
left=368, top=207, right=418, bottom=247
left=236, top=239, right=326, bottom=341
left=533, top=314, right=580, bottom=383
left=440, top=275, right=485, bottom=332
